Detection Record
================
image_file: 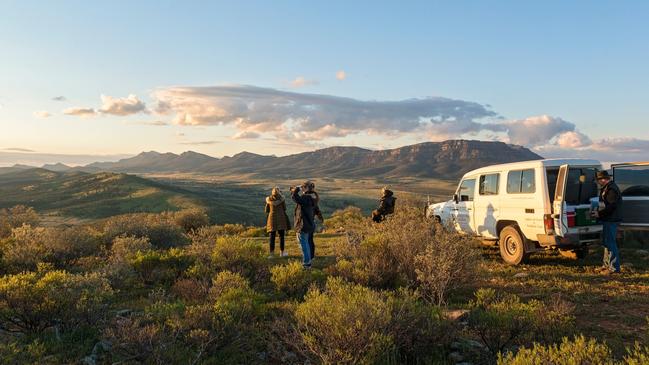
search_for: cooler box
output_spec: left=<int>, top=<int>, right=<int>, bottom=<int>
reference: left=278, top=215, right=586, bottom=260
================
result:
left=575, top=207, right=597, bottom=226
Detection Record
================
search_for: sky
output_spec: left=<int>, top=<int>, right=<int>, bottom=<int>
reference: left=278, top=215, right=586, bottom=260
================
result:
left=1, top=0, right=648, bottom=166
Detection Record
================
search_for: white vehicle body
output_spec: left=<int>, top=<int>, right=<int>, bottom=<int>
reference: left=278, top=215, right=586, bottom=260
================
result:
left=426, top=159, right=605, bottom=264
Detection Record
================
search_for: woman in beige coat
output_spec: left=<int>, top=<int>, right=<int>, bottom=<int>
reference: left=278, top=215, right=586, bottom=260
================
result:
left=265, top=187, right=290, bottom=257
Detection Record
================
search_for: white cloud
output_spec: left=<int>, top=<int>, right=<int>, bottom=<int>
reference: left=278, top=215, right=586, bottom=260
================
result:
left=99, top=94, right=147, bottom=116
left=290, top=76, right=318, bottom=88
left=504, top=115, right=575, bottom=146
left=63, top=107, right=97, bottom=117
left=554, top=131, right=592, bottom=148
left=33, top=111, right=52, bottom=118
left=336, top=70, right=346, bottom=80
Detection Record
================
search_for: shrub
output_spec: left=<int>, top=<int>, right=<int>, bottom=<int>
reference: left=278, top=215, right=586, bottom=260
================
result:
left=171, top=278, right=209, bottom=303
left=102, top=213, right=187, bottom=248
left=271, top=261, right=326, bottom=298
left=210, top=270, right=250, bottom=298
left=625, top=343, right=649, bottom=365
left=173, top=208, right=210, bottom=233
left=296, top=277, right=394, bottom=364
left=0, top=339, right=47, bottom=365
left=295, top=277, right=449, bottom=364
left=0, top=225, right=51, bottom=272
left=0, top=268, right=113, bottom=333
left=131, top=248, right=193, bottom=285
left=467, top=288, right=575, bottom=356
left=330, top=206, right=481, bottom=298
left=414, top=224, right=482, bottom=305
left=497, top=335, right=614, bottom=365
left=210, top=236, right=267, bottom=281
left=0, top=205, right=39, bottom=238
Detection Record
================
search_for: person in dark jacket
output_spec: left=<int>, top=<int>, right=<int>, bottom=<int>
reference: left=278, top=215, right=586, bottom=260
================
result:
left=308, top=189, right=324, bottom=261
left=265, top=187, right=290, bottom=258
left=372, top=187, right=397, bottom=223
left=291, top=181, right=318, bottom=268
left=593, top=170, right=623, bottom=274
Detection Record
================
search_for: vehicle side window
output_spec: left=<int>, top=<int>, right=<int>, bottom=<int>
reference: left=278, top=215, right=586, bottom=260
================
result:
left=457, top=179, right=476, bottom=202
left=479, top=173, right=499, bottom=195
left=507, top=169, right=536, bottom=193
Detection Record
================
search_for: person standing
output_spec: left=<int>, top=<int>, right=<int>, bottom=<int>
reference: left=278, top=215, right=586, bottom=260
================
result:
left=593, top=171, right=623, bottom=274
left=291, top=181, right=318, bottom=268
left=308, top=189, right=325, bottom=261
left=372, top=186, right=397, bottom=223
left=265, top=187, right=290, bottom=258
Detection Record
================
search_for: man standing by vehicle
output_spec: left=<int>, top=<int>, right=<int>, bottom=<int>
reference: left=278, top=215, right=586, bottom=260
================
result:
left=593, top=171, right=623, bottom=274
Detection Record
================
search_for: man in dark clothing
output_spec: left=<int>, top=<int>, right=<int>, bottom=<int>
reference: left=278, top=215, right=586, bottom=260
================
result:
left=372, top=187, right=397, bottom=223
left=292, top=181, right=318, bottom=268
left=593, top=170, right=623, bottom=274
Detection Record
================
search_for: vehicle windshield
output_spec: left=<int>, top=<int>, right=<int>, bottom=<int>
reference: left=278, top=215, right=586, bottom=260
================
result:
left=613, top=164, right=649, bottom=196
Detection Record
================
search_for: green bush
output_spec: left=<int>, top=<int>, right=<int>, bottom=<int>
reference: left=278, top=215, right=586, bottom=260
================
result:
left=0, top=205, right=39, bottom=239
left=0, top=339, right=47, bottom=365
left=625, top=342, right=649, bottom=365
left=295, top=277, right=448, bottom=364
left=324, top=206, right=367, bottom=233
left=271, top=261, right=325, bottom=298
left=467, top=288, right=575, bottom=356
left=131, top=248, right=193, bottom=285
left=210, top=270, right=250, bottom=298
left=210, top=236, right=267, bottom=282
left=0, top=267, right=113, bottom=333
left=497, top=335, right=614, bottom=365
left=173, top=208, right=210, bottom=233
left=102, top=212, right=187, bottom=248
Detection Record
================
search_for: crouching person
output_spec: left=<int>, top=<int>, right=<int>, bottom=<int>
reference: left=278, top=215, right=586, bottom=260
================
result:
left=372, top=186, right=397, bottom=223
left=291, top=181, right=318, bottom=268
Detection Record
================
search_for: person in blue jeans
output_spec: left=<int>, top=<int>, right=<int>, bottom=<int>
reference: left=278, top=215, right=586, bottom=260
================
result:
left=291, top=181, right=318, bottom=268
left=593, top=170, right=623, bottom=274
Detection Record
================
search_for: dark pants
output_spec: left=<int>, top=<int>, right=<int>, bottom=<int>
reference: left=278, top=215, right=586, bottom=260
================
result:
left=602, top=222, right=621, bottom=272
left=269, top=230, right=285, bottom=253
left=308, top=232, right=315, bottom=258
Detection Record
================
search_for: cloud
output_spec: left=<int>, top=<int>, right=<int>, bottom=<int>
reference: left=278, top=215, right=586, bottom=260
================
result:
left=63, top=107, right=97, bottom=117
left=139, top=120, right=169, bottom=126
left=52, top=96, right=67, bottom=102
left=152, top=84, right=498, bottom=141
left=336, top=70, right=346, bottom=80
left=179, top=140, right=220, bottom=145
left=3, top=148, right=36, bottom=153
left=99, top=94, right=147, bottom=116
left=554, top=131, right=592, bottom=148
left=504, top=115, right=575, bottom=146
left=290, top=76, right=318, bottom=88
left=232, top=131, right=261, bottom=139
left=33, top=111, right=52, bottom=118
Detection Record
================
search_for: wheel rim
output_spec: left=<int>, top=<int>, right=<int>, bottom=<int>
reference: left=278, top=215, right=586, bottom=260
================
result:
left=504, top=235, right=519, bottom=257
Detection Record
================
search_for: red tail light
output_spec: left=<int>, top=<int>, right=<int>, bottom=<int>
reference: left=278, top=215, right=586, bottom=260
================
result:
left=566, top=211, right=576, bottom=228
left=544, top=214, right=555, bottom=234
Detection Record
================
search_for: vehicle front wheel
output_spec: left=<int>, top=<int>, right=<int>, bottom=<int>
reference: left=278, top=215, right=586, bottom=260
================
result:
left=499, top=226, right=528, bottom=265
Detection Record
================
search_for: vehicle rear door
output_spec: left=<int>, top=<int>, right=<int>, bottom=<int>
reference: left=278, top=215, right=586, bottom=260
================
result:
left=552, top=164, right=570, bottom=237
left=612, top=162, right=649, bottom=228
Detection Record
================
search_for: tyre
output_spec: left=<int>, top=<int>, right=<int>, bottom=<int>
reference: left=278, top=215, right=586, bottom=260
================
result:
left=499, top=226, right=528, bottom=265
left=559, top=247, right=589, bottom=260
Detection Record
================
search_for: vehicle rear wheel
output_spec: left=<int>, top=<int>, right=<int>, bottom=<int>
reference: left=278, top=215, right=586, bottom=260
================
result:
left=559, top=247, right=589, bottom=260
left=499, top=226, right=528, bottom=265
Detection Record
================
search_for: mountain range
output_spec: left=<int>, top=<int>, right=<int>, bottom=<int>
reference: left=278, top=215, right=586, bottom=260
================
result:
left=1, top=140, right=542, bottom=179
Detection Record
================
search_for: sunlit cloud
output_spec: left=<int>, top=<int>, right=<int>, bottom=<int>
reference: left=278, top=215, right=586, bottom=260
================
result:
left=232, top=130, right=261, bottom=139
left=99, top=94, right=147, bottom=116
left=179, top=140, right=220, bottom=145
left=63, top=107, right=97, bottom=117
left=3, top=148, right=36, bottom=153
left=33, top=111, right=52, bottom=118
left=290, top=76, right=318, bottom=88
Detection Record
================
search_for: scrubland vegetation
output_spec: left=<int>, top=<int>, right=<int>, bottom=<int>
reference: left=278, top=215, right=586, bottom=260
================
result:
left=0, top=203, right=648, bottom=364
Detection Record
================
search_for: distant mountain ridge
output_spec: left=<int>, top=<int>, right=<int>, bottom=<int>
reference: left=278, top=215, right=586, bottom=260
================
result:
left=70, top=140, right=542, bottom=179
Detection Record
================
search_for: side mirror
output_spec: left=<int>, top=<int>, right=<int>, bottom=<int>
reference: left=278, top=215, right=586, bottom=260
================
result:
left=453, top=194, right=459, bottom=203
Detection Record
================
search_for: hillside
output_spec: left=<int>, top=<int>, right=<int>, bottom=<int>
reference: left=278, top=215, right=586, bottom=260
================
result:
left=77, top=140, right=542, bottom=178
left=0, top=168, right=202, bottom=219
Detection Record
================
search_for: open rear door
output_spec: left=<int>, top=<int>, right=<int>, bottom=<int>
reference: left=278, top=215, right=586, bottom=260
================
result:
left=612, top=162, right=649, bottom=229
left=553, top=164, right=569, bottom=236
